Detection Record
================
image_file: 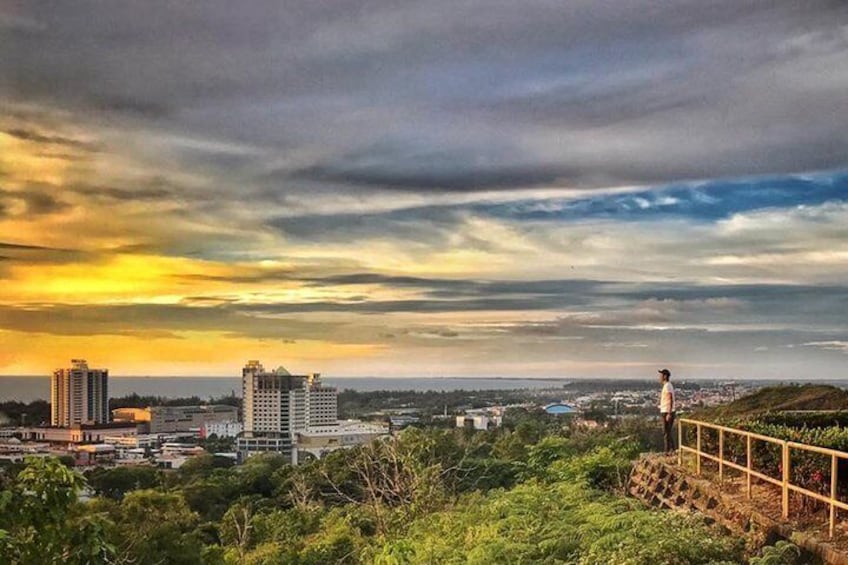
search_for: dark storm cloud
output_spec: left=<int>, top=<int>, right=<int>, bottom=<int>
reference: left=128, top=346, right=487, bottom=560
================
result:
left=177, top=269, right=609, bottom=301
left=70, top=183, right=174, bottom=202
left=0, top=241, right=85, bottom=268
left=3, top=1, right=848, bottom=197
left=268, top=206, right=464, bottom=242
left=17, top=191, right=68, bottom=215
left=291, top=162, right=568, bottom=192
left=305, top=274, right=607, bottom=302
left=90, top=96, right=173, bottom=120
left=172, top=277, right=848, bottom=326
left=287, top=141, right=572, bottom=191
left=234, top=297, right=574, bottom=315
left=287, top=279, right=848, bottom=332
left=3, top=1, right=848, bottom=378
left=3, top=280, right=847, bottom=344
left=178, top=269, right=298, bottom=284
left=0, top=188, right=70, bottom=217
left=0, top=301, right=502, bottom=345
left=166, top=269, right=848, bottom=330
left=0, top=302, right=346, bottom=342
left=3, top=128, right=96, bottom=150
left=0, top=242, right=51, bottom=251
left=620, top=283, right=843, bottom=302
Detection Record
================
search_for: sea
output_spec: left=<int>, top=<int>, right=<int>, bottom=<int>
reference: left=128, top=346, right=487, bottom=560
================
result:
left=0, top=376, right=574, bottom=403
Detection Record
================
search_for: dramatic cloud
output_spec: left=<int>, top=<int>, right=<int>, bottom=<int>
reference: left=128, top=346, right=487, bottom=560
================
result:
left=1, top=1, right=847, bottom=377
left=4, top=2, right=848, bottom=191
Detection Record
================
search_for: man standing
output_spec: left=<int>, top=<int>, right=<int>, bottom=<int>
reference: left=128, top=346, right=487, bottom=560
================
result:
left=658, top=369, right=675, bottom=454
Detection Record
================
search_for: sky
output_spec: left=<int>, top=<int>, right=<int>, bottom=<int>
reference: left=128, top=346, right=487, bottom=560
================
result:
left=1, top=1, right=847, bottom=379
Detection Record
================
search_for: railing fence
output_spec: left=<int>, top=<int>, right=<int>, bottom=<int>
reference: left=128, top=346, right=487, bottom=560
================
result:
left=678, top=418, right=848, bottom=538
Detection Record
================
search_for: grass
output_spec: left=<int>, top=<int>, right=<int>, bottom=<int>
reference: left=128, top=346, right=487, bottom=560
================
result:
left=695, top=384, right=848, bottom=421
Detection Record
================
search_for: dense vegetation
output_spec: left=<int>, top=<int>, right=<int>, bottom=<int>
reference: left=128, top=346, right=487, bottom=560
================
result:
left=1, top=409, right=806, bottom=564
left=688, top=384, right=848, bottom=507
left=110, top=393, right=242, bottom=410
left=0, top=400, right=50, bottom=427
left=695, top=384, right=848, bottom=421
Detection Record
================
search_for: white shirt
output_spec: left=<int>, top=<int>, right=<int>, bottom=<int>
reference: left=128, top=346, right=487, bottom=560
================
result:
left=660, top=382, right=675, bottom=413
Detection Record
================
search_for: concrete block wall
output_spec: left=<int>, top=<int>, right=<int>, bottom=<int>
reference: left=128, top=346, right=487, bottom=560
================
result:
left=628, top=455, right=847, bottom=565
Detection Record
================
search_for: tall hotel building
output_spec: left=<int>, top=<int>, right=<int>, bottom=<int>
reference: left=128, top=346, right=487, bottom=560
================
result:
left=51, top=359, right=109, bottom=427
left=305, top=375, right=338, bottom=428
left=237, top=360, right=338, bottom=463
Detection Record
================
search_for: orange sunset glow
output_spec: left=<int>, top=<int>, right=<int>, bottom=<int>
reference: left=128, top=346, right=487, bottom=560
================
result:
left=2, top=3, right=847, bottom=379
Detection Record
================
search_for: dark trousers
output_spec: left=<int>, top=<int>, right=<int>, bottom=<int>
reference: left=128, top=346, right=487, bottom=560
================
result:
left=662, top=412, right=676, bottom=452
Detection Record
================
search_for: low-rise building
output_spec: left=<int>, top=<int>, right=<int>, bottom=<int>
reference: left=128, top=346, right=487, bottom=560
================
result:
left=72, top=444, right=116, bottom=466
left=21, top=422, right=138, bottom=445
left=543, top=403, right=577, bottom=416
left=103, top=434, right=160, bottom=450
left=456, top=407, right=505, bottom=430
left=112, top=404, right=238, bottom=434
left=297, top=420, right=389, bottom=460
left=156, top=442, right=207, bottom=469
left=456, top=414, right=492, bottom=430
left=237, top=435, right=292, bottom=460
left=111, top=407, right=151, bottom=424
left=388, top=414, right=419, bottom=429
left=114, top=447, right=150, bottom=465
left=201, top=420, right=242, bottom=438
left=0, top=439, right=53, bottom=463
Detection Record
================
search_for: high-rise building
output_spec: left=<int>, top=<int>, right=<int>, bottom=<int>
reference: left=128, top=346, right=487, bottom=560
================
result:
left=237, top=360, right=338, bottom=463
left=306, top=374, right=338, bottom=428
left=51, top=359, right=109, bottom=427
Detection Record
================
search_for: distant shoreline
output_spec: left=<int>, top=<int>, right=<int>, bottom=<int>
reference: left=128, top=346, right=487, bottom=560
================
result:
left=3, top=374, right=847, bottom=404
left=6, top=374, right=847, bottom=380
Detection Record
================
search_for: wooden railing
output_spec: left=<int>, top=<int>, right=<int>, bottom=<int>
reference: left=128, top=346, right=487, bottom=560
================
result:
left=678, top=418, right=848, bottom=538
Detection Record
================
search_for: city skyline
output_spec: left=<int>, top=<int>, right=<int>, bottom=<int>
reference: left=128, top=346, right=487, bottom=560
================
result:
left=2, top=2, right=848, bottom=379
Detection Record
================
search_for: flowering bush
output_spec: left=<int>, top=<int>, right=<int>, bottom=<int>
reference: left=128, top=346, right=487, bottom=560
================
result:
left=686, top=415, right=848, bottom=507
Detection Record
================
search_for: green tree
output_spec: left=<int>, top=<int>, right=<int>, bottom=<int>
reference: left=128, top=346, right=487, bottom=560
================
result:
left=0, top=457, right=113, bottom=564
left=297, top=509, right=364, bottom=565
left=96, top=489, right=204, bottom=565
left=368, top=465, right=743, bottom=564
left=550, top=444, right=636, bottom=491
left=180, top=476, right=239, bottom=521
left=522, top=435, right=574, bottom=480
left=203, top=434, right=236, bottom=454
left=86, top=465, right=160, bottom=499
left=219, top=497, right=259, bottom=563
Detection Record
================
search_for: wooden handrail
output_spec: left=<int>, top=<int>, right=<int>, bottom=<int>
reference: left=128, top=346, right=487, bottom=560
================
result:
left=677, top=417, right=845, bottom=538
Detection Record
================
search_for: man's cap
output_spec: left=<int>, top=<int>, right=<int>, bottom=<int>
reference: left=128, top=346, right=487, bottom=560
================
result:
left=658, top=368, right=671, bottom=377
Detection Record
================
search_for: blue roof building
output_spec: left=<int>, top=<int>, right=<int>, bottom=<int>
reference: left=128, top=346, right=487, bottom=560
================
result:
left=543, top=403, right=576, bottom=415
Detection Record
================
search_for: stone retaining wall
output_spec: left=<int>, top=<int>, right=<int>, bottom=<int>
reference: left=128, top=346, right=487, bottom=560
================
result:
left=628, top=455, right=848, bottom=565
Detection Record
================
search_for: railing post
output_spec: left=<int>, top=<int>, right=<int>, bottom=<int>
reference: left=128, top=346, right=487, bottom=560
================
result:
left=782, top=443, right=790, bottom=520
left=696, top=424, right=702, bottom=475
left=831, top=453, right=838, bottom=539
left=746, top=434, right=752, bottom=499
left=680, top=420, right=845, bottom=532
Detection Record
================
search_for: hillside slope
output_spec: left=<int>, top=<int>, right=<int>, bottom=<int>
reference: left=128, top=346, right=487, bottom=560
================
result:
left=695, top=384, right=848, bottom=420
